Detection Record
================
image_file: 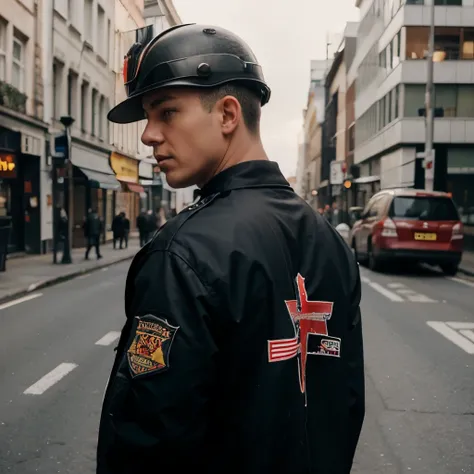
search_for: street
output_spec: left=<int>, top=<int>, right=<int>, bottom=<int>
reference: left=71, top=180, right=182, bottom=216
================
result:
left=0, top=261, right=473, bottom=473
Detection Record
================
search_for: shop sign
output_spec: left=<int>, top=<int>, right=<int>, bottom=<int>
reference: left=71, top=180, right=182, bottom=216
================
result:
left=0, top=152, right=17, bottom=178
left=110, top=152, right=139, bottom=183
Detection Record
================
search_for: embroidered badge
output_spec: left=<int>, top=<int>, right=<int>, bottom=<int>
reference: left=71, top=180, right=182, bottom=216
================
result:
left=127, top=315, right=179, bottom=378
left=268, top=273, right=337, bottom=396
left=307, top=334, right=341, bottom=358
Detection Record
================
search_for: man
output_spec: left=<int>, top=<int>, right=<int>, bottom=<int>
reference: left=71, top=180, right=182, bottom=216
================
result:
left=83, top=208, right=102, bottom=260
left=97, top=24, right=364, bottom=474
left=136, top=209, right=148, bottom=246
left=111, top=212, right=124, bottom=250
left=121, top=212, right=130, bottom=249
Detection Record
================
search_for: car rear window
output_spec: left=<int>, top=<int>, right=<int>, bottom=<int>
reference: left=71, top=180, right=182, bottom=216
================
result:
left=389, top=196, right=459, bottom=221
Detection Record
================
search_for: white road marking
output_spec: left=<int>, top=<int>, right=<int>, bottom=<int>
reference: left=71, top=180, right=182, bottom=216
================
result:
left=387, top=283, right=406, bottom=289
left=23, top=363, right=78, bottom=395
left=448, top=277, right=474, bottom=288
left=404, top=293, right=437, bottom=303
left=0, top=293, right=43, bottom=311
left=460, top=330, right=474, bottom=343
left=364, top=280, right=405, bottom=302
left=95, top=331, right=121, bottom=346
left=446, top=322, right=474, bottom=330
left=426, top=322, right=474, bottom=354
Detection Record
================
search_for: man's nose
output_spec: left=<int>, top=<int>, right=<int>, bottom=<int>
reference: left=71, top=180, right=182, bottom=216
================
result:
left=141, top=121, right=164, bottom=147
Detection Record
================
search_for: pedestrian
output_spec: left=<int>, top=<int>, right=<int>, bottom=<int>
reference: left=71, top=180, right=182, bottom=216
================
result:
left=136, top=209, right=148, bottom=247
left=111, top=212, right=124, bottom=250
left=83, top=208, right=102, bottom=260
left=121, top=212, right=130, bottom=249
left=97, top=24, right=364, bottom=474
left=145, top=209, right=157, bottom=241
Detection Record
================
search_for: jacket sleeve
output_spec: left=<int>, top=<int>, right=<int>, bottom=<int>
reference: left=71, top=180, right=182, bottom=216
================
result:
left=100, top=249, right=219, bottom=471
left=344, top=268, right=365, bottom=470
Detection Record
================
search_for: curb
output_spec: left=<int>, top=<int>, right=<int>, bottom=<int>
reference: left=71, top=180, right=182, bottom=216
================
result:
left=0, top=254, right=135, bottom=306
left=459, top=266, right=474, bottom=277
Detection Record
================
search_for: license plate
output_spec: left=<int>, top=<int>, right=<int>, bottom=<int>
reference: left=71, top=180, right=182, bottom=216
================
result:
left=414, top=232, right=437, bottom=241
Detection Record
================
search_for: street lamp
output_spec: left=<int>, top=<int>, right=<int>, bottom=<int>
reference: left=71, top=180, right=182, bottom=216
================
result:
left=59, top=115, right=75, bottom=264
left=424, top=0, right=435, bottom=191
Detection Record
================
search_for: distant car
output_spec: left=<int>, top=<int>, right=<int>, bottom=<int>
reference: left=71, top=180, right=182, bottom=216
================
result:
left=351, top=189, right=463, bottom=275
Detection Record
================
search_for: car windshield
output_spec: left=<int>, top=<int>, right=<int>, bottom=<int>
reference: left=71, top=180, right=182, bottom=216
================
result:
left=389, top=196, right=459, bottom=221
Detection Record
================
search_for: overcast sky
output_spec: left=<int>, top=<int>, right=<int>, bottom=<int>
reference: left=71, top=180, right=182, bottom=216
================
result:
left=173, top=0, right=359, bottom=178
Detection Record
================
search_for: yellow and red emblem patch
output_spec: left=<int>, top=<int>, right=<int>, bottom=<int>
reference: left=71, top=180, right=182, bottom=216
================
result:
left=127, top=315, right=179, bottom=378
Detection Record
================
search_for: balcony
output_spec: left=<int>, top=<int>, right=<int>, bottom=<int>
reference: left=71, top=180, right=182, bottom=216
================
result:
left=0, top=81, right=27, bottom=114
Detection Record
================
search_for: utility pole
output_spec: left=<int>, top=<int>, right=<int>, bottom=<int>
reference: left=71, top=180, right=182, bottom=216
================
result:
left=424, top=0, right=435, bottom=191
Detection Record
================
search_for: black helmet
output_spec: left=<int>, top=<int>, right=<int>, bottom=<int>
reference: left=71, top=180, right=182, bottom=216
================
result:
left=108, top=23, right=271, bottom=124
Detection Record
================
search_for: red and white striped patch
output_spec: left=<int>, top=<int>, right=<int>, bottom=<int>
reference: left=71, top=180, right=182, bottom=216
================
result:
left=268, top=337, right=299, bottom=362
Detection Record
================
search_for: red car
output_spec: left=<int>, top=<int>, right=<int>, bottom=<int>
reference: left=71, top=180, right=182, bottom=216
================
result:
left=351, top=189, right=463, bottom=275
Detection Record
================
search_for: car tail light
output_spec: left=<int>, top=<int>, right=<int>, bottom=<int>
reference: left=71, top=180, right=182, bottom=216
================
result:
left=451, top=222, right=464, bottom=241
left=380, top=218, right=398, bottom=238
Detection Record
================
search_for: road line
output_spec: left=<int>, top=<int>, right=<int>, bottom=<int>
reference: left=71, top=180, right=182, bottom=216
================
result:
left=0, top=293, right=43, bottom=311
left=387, top=283, right=406, bottom=289
left=23, top=363, right=78, bottom=395
left=95, top=331, right=121, bottom=346
left=405, top=293, right=437, bottom=303
left=448, top=277, right=474, bottom=288
left=364, top=281, right=405, bottom=302
left=426, top=321, right=474, bottom=354
left=460, top=330, right=474, bottom=343
left=446, top=322, right=474, bottom=330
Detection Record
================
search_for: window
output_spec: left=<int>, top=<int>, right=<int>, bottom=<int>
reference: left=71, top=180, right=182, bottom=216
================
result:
left=389, top=197, right=459, bottom=221
left=12, top=35, right=25, bottom=92
left=435, top=85, right=457, bottom=117
left=387, top=42, right=393, bottom=71
left=405, top=0, right=424, bottom=4
left=84, top=0, right=93, bottom=45
left=406, top=27, right=429, bottom=59
left=99, top=95, right=105, bottom=139
left=53, top=61, right=64, bottom=119
left=91, top=88, right=98, bottom=136
left=434, top=27, right=461, bottom=60
left=404, top=84, right=425, bottom=117
left=456, top=86, right=474, bottom=117
left=97, top=6, right=105, bottom=58
left=81, top=81, right=89, bottom=132
left=462, top=28, right=474, bottom=59
left=0, top=18, right=6, bottom=81
left=393, top=85, right=400, bottom=120
left=434, top=0, right=461, bottom=5
left=67, top=70, right=78, bottom=118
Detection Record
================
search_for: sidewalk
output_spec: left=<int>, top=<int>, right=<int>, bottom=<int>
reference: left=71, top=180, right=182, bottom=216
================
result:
left=0, top=239, right=140, bottom=304
left=460, top=250, right=474, bottom=277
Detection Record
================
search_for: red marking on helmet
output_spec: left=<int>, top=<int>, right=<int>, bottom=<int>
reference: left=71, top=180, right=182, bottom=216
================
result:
left=123, top=56, right=129, bottom=84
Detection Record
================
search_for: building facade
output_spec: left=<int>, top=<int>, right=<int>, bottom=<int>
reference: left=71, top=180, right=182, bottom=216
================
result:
left=352, top=0, right=474, bottom=242
left=0, top=0, right=48, bottom=254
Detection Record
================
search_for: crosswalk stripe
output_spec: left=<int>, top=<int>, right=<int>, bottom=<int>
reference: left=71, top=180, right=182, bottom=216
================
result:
left=24, top=363, right=78, bottom=395
left=95, top=331, right=121, bottom=346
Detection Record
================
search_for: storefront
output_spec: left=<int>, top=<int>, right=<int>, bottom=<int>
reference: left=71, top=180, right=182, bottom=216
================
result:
left=0, top=125, right=44, bottom=254
left=71, top=142, right=120, bottom=247
left=110, top=152, right=144, bottom=230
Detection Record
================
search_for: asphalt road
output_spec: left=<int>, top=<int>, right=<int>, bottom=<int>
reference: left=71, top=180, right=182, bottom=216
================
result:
left=0, top=260, right=473, bottom=473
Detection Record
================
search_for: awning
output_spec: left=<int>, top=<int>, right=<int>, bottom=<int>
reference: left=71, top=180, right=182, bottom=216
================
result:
left=353, top=175, right=380, bottom=184
left=122, top=182, right=145, bottom=194
left=78, top=167, right=120, bottom=190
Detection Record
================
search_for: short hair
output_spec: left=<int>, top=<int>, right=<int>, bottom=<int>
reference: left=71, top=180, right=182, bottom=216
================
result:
left=200, top=83, right=261, bottom=134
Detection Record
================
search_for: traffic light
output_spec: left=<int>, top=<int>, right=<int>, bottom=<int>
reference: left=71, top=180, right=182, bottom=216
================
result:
left=343, top=179, right=352, bottom=189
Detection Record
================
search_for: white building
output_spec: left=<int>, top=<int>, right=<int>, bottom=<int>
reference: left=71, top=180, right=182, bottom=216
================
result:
left=351, top=0, right=474, bottom=230
left=0, top=0, right=49, bottom=254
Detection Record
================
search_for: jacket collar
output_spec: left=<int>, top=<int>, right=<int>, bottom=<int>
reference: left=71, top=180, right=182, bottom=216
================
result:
left=198, top=160, right=290, bottom=198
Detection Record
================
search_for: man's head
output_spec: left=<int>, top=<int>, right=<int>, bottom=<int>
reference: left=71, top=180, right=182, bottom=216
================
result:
left=141, top=83, right=262, bottom=188
left=107, top=24, right=271, bottom=189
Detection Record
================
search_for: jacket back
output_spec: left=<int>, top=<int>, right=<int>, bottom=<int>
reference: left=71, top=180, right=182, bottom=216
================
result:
left=97, top=161, right=364, bottom=474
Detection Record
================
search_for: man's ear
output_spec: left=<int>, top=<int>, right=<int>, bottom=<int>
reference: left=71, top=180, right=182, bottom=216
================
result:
left=218, top=95, right=241, bottom=135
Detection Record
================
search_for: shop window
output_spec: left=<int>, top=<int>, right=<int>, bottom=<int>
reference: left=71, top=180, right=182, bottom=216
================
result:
left=0, top=17, right=6, bottom=82
left=462, top=28, right=474, bottom=59
left=404, top=84, right=425, bottom=117
left=434, top=27, right=461, bottom=61
left=406, top=27, right=429, bottom=59
left=435, top=85, right=457, bottom=117
left=12, top=33, right=25, bottom=92
left=456, top=85, right=474, bottom=117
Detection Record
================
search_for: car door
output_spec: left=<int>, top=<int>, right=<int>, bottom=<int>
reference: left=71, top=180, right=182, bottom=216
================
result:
left=359, top=196, right=386, bottom=255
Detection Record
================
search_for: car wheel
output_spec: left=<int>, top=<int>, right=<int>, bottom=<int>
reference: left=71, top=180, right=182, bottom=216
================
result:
left=368, top=240, right=382, bottom=272
left=440, top=263, right=458, bottom=276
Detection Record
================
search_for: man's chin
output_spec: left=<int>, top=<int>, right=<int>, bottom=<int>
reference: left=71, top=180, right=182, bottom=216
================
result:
left=163, top=170, right=194, bottom=189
